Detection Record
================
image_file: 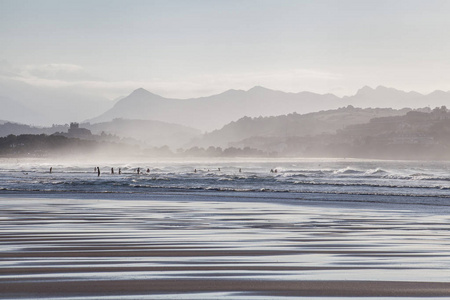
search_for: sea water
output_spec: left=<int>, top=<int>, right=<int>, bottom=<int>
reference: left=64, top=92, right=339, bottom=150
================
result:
left=1, top=158, right=449, bottom=208
left=1, top=158, right=450, bottom=299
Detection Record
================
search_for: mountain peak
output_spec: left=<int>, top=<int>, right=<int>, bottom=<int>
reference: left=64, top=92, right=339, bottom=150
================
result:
left=127, top=88, right=166, bottom=100
left=356, top=86, right=375, bottom=95
left=248, top=86, right=272, bottom=93
left=130, top=88, right=151, bottom=96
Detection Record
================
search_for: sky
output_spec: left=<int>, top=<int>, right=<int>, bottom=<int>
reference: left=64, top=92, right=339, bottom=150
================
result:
left=1, top=0, right=450, bottom=99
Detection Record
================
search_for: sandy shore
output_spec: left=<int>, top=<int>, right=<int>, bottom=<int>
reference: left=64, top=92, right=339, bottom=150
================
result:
left=2, top=279, right=450, bottom=297
left=1, top=194, right=450, bottom=299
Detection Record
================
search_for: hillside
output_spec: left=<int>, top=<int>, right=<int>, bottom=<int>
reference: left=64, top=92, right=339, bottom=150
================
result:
left=0, top=122, right=67, bottom=137
left=227, top=107, right=450, bottom=160
left=0, top=119, right=201, bottom=149
left=191, top=106, right=415, bottom=148
left=83, top=118, right=201, bottom=148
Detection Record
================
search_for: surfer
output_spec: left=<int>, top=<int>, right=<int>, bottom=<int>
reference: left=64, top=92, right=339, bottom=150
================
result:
left=239, top=168, right=241, bottom=173
left=97, top=167, right=100, bottom=177
left=147, top=168, right=150, bottom=173
left=137, top=167, right=140, bottom=174
left=111, top=167, right=114, bottom=174
left=49, top=167, right=52, bottom=174
left=218, top=168, right=221, bottom=171
left=194, top=169, right=197, bottom=173
left=118, top=168, right=121, bottom=175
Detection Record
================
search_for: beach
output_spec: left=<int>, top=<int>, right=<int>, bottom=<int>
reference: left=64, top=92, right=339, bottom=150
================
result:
left=1, top=192, right=450, bottom=299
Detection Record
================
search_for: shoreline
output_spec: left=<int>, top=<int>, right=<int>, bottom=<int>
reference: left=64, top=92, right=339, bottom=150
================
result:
left=1, top=190, right=449, bottom=214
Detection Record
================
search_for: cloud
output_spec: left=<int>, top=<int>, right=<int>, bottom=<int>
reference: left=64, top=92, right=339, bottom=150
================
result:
left=1, top=61, right=345, bottom=99
left=22, top=63, right=98, bottom=82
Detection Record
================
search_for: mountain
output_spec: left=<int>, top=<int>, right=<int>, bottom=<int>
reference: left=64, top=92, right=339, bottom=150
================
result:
left=191, top=106, right=415, bottom=148
left=88, top=87, right=341, bottom=131
left=89, top=86, right=450, bottom=131
left=343, top=86, right=449, bottom=109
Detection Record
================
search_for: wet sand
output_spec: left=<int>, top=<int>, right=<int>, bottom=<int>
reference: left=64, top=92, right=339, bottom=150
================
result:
left=1, top=194, right=450, bottom=299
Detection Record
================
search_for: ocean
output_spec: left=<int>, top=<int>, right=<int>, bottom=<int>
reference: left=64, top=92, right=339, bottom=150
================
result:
left=1, top=158, right=450, bottom=207
left=1, top=158, right=450, bottom=299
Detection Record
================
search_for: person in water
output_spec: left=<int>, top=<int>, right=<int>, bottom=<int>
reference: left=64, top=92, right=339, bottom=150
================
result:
left=147, top=168, right=150, bottom=173
left=97, top=167, right=100, bottom=177
left=118, top=168, right=121, bottom=175
left=239, top=168, right=241, bottom=173
left=111, top=167, right=114, bottom=174
left=194, top=169, right=197, bottom=173
left=137, top=167, right=140, bottom=174
left=49, top=167, right=52, bottom=174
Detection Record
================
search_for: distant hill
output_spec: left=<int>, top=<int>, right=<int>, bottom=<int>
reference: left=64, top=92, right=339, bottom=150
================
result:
left=191, top=106, right=416, bottom=148
left=83, top=118, right=201, bottom=148
left=0, top=122, right=67, bottom=137
left=344, top=86, right=450, bottom=109
left=0, top=118, right=201, bottom=149
left=341, top=106, right=450, bottom=141
left=88, top=86, right=450, bottom=131
left=226, top=106, right=450, bottom=160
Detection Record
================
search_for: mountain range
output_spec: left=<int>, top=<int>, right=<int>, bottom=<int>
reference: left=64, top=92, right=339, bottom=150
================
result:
left=89, top=86, right=450, bottom=131
left=2, top=82, right=450, bottom=131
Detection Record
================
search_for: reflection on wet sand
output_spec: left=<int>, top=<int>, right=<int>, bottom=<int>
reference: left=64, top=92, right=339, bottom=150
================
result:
left=1, top=195, right=450, bottom=299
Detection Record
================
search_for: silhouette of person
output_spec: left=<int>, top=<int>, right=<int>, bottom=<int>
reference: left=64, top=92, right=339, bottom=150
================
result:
left=194, top=169, right=197, bottom=173
left=137, top=167, right=140, bottom=174
left=97, top=167, right=100, bottom=177
left=239, top=168, right=241, bottom=173
left=94, top=167, right=97, bottom=172
left=111, top=167, right=114, bottom=174
left=147, top=168, right=150, bottom=173
left=49, top=167, right=52, bottom=174
left=218, top=168, right=221, bottom=171
left=119, top=168, right=121, bottom=175
left=270, top=169, right=274, bottom=173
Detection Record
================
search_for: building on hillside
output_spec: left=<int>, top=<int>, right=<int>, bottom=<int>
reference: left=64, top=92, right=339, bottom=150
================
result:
left=67, top=122, right=92, bottom=138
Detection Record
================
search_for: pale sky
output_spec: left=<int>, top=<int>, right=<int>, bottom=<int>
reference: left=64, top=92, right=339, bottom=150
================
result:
left=1, top=0, right=450, bottom=99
